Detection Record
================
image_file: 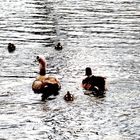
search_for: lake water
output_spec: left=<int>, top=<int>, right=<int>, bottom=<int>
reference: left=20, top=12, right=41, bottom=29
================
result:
left=0, top=0, right=140, bottom=140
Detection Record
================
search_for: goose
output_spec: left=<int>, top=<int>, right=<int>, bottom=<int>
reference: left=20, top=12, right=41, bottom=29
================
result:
left=82, top=67, right=106, bottom=96
left=32, top=55, right=61, bottom=101
left=7, top=43, right=16, bottom=53
left=55, top=42, right=63, bottom=50
left=64, top=91, right=74, bottom=101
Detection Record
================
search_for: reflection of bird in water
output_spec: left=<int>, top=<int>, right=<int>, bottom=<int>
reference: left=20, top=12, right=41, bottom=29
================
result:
left=7, top=43, right=16, bottom=53
left=32, top=55, right=61, bottom=101
left=55, top=42, right=63, bottom=50
left=64, top=91, right=74, bottom=101
left=82, top=67, right=106, bottom=96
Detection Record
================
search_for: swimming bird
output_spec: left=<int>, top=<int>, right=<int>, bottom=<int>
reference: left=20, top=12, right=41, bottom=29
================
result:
left=55, top=42, right=63, bottom=50
left=64, top=91, right=74, bottom=101
left=32, top=55, right=61, bottom=101
left=7, top=43, right=16, bottom=53
left=82, top=67, right=106, bottom=96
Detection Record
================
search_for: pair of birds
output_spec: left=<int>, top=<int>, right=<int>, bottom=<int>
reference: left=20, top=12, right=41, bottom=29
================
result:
left=7, top=42, right=62, bottom=53
left=32, top=55, right=106, bottom=101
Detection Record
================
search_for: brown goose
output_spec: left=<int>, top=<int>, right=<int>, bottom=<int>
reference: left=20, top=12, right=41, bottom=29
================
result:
left=82, top=67, right=106, bottom=96
left=32, top=55, right=61, bottom=101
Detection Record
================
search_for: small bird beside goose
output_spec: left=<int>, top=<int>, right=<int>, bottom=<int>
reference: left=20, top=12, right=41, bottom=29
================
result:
left=82, top=67, right=106, bottom=96
left=64, top=91, right=74, bottom=101
left=32, top=55, right=61, bottom=101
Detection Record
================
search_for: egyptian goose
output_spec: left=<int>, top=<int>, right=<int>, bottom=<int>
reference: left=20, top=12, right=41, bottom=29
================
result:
left=82, top=67, right=106, bottom=96
left=55, top=42, right=63, bottom=50
left=64, top=91, right=74, bottom=101
left=7, top=43, right=16, bottom=53
left=32, top=55, right=61, bottom=101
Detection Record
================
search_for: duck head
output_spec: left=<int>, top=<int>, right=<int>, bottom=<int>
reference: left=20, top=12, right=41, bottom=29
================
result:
left=57, top=42, right=61, bottom=47
left=64, top=91, right=74, bottom=101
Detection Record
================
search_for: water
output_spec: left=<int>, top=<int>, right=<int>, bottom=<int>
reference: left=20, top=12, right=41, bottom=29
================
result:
left=0, top=0, right=140, bottom=139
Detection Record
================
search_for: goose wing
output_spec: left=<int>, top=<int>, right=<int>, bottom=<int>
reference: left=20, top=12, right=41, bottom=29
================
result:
left=42, top=76, right=61, bottom=90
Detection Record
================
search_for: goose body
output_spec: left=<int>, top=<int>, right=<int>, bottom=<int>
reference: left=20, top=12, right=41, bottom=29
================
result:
left=32, top=56, right=61, bottom=101
left=55, top=42, right=63, bottom=50
left=64, top=91, right=74, bottom=101
left=82, top=67, right=106, bottom=96
left=8, top=43, right=16, bottom=53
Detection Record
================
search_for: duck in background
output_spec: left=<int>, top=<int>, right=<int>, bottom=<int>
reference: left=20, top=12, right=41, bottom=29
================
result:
left=64, top=91, right=74, bottom=101
left=55, top=42, right=63, bottom=50
left=82, top=67, right=107, bottom=96
left=7, top=43, right=16, bottom=53
left=32, top=55, right=61, bottom=101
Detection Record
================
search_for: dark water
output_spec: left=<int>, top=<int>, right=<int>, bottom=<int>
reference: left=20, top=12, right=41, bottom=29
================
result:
left=0, top=0, right=140, bottom=139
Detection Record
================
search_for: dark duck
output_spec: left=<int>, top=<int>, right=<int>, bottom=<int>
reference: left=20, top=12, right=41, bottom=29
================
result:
left=55, top=42, right=63, bottom=50
left=64, top=91, right=74, bottom=101
left=82, top=67, right=106, bottom=96
left=7, top=43, right=16, bottom=53
left=32, top=55, right=61, bottom=101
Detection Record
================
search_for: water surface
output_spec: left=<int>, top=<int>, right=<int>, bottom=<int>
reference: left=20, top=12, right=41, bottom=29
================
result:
left=0, top=0, right=140, bottom=139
